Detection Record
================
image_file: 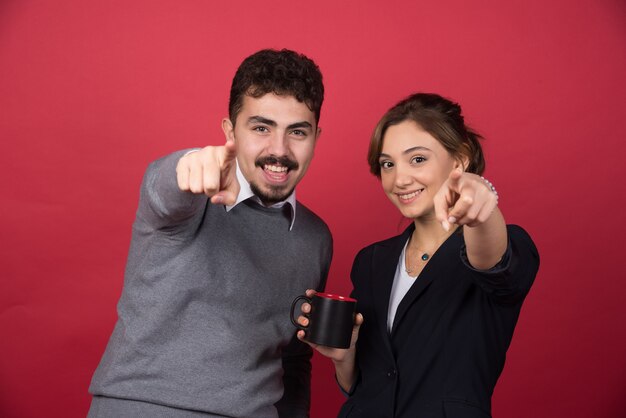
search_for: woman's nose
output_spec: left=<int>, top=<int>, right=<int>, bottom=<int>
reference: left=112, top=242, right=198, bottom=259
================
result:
left=394, top=164, right=413, bottom=187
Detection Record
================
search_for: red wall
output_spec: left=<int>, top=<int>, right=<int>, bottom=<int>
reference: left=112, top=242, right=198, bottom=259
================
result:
left=1, top=1, right=625, bottom=417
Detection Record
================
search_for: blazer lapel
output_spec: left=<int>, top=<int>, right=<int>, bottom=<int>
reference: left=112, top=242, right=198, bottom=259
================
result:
left=390, top=272, right=434, bottom=334
left=391, top=230, right=462, bottom=333
left=371, top=225, right=414, bottom=349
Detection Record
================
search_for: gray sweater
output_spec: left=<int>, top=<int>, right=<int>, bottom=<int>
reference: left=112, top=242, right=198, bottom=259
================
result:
left=89, top=150, right=333, bottom=417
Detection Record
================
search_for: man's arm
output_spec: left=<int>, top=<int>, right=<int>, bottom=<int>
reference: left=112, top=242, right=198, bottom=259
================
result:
left=136, top=142, right=239, bottom=230
left=175, top=141, right=239, bottom=205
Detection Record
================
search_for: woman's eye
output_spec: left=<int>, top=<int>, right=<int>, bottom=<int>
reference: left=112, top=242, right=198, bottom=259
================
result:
left=380, top=161, right=393, bottom=169
left=411, top=156, right=426, bottom=164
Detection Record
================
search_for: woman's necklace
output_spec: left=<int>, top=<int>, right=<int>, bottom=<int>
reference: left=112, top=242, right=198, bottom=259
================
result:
left=405, top=224, right=458, bottom=276
left=405, top=251, right=430, bottom=275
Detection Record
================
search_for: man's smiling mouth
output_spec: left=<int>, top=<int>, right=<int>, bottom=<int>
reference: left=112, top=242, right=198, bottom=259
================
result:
left=265, top=164, right=288, bottom=173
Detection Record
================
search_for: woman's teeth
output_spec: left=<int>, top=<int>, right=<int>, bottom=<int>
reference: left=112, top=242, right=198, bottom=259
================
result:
left=399, top=189, right=422, bottom=200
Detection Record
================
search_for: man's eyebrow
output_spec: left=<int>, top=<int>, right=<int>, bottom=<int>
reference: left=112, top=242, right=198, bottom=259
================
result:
left=247, top=116, right=277, bottom=126
left=247, top=116, right=313, bottom=130
left=287, top=121, right=313, bottom=130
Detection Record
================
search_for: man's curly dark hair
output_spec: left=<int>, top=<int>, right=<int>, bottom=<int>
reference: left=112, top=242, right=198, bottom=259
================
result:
left=228, top=49, right=324, bottom=125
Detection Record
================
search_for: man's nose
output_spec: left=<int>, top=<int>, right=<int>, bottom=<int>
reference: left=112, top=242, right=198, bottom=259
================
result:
left=267, top=133, right=288, bottom=156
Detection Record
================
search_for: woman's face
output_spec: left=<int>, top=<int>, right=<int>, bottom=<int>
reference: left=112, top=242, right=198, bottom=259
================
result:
left=378, top=120, right=463, bottom=220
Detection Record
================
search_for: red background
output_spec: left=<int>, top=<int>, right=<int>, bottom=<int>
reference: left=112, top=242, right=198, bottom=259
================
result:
left=1, top=1, right=625, bottom=417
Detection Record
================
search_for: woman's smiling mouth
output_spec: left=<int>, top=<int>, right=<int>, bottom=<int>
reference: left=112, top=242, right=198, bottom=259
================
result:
left=397, top=188, right=424, bottom=202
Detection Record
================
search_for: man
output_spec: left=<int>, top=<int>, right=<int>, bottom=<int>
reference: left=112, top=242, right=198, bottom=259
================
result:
left=88, top=49, right=332, bottom=418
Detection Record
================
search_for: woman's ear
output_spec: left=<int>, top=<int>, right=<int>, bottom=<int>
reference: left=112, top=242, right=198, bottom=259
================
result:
left=455, top=154, right=469, bottom=171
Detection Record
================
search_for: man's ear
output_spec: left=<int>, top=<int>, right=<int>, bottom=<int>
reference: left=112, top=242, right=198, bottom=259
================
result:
left=221, top=118, right=235, bottom=142
left=315, top=126, right=322, bottom=141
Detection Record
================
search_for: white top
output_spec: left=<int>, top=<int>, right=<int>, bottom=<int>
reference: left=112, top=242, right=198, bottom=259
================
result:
left=387, top=238, right=416, bottom=332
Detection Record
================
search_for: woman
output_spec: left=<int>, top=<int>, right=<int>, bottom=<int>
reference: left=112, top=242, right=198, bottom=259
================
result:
left=297, top=93, right=539, bottom=417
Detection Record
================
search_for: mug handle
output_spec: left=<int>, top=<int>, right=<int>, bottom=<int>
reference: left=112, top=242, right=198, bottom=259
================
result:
left=290, top=295, right=311, bottom=328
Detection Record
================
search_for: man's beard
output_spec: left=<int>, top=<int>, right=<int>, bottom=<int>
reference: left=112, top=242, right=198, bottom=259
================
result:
left=251, top=155, right=299, bottom=205
left=250, top=182, right=295, bottom=206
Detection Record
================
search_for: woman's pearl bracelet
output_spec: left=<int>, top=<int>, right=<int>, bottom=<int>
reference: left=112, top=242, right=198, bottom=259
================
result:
left=480, top=176, right=499, bottom=204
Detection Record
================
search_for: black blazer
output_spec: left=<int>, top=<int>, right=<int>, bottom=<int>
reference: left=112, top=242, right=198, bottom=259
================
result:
left=338, top=224, right=539, bottom=418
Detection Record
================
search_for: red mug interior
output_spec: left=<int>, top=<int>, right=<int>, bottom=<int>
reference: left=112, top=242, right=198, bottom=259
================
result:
left=315, top=292, right=356, bottom=302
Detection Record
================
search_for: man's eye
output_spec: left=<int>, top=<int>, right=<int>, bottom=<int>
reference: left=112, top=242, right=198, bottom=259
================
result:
left=253, top=126, right=269, bottom=133
left=291, top=129, right=306, bottom=136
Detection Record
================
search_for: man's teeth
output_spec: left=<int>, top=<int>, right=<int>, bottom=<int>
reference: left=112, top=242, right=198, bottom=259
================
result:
left=265, top=165, right=288, bottom=173
left=399, top=190, right=422, bottom=200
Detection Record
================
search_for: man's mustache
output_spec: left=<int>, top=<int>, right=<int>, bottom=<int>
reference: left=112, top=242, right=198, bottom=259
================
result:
left=255, top=156, right=299, bottom=170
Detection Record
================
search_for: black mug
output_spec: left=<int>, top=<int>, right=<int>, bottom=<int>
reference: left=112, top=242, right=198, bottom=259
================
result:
left=290, top=292, right=357, bottom=349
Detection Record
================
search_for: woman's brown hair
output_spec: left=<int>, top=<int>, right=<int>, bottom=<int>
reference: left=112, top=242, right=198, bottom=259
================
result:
left=368, top=93, right=485, bottom=177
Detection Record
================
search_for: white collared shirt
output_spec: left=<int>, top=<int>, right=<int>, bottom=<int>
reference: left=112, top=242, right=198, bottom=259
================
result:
left=226, top=161, right=297, bottom=231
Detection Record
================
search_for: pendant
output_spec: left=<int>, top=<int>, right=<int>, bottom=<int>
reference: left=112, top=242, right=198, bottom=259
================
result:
left=406, top=252, right=430, bottom=275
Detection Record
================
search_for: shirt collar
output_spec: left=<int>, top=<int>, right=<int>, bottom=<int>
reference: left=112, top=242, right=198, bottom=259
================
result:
left=225, top=161, right=297, bottom=231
